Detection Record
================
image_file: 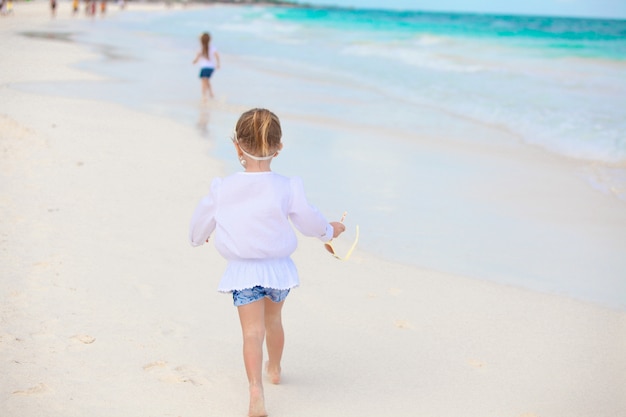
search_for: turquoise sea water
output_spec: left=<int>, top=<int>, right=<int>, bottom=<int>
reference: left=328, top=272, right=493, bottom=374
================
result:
left=103, top=5, right=626, bottom=162
left=278, top=7, right=626, bottom=57
left=32, top=5, right=626, bottom=308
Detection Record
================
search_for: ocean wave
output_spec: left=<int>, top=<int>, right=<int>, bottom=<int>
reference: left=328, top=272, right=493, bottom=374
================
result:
left=342, top=41, right=492, bottom=73
left=119, top=6, right=626, bottom=165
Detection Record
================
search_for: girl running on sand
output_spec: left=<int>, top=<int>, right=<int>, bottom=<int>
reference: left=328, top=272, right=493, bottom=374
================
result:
left=192, top=32, right=220, bottom=101
left=189, top=108, right=346, bottom=416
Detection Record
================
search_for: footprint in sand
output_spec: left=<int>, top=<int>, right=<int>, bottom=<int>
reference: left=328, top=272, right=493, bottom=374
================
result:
left=388, top=288, right=403, bottom=296
left=143, top=361, right=208, bottom=386
left=143, top=360, right=168, bottom=371
left=394, top=319, right=412, bottom=329
left=71, top=334, right=96, bottom=344
left=32, top=261, right=51, bottom=268
left=12, top=383, right=49, bottom=395
left=467, top=358, right=487, bottom=369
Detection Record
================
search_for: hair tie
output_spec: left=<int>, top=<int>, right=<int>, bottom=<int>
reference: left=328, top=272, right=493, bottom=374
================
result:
left=232, top=130, right=276, bottom=161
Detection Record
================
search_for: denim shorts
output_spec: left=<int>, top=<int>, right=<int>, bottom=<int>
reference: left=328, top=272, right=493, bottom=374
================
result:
left=232, top=286, right=290, bottom=307
left=199, top=68, right=214, bottom=78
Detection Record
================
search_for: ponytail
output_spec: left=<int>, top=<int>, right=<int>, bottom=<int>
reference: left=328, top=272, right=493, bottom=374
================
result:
left=200, top=33, right=210, bottom=59
left=235, top=109, right=282, bottom=158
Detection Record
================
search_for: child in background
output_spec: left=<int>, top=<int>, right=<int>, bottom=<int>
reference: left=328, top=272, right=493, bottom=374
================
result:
left=192, top=32, right=220, bottom=101
left=189, top=108, right=345, bottom=416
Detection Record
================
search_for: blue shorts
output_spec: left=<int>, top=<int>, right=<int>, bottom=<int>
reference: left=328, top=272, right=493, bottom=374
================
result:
left=232, top=286, right=290, bottom=307
left=199, top=68, right=214, bottom=78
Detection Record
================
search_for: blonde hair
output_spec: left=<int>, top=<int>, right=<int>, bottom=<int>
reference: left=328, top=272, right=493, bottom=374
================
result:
left=235, top=108, right=282, bottom=158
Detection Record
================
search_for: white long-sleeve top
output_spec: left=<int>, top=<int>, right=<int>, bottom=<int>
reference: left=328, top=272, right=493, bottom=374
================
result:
left=189, top=172, right=334, bottom=292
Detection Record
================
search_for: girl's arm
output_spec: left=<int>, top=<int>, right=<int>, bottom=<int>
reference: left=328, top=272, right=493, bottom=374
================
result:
left=214, top=51, right=221, bottom=69
left=330, top=221, right=346, bottom=238
left=189, top=196, right=216, bottom=246
left=288, top=177, right=335, bottom=242
left=189, top=179, right=221, bottom=246
left=192, top=52, right=200, bottom=64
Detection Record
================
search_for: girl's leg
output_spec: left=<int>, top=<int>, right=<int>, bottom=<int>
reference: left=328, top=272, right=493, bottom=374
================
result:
left=206, top=78, right=214, bottom=98
left=264, top=297, right=285, bottom=384
left=200, top=78, right=209, bottom=101
left=237, top=299, right=267, bottom=417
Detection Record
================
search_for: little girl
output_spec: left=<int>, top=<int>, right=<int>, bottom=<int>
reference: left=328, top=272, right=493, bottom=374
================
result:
left=189, top=108, right=345, bottom=416
left=192, top=32, right=221, bottom=101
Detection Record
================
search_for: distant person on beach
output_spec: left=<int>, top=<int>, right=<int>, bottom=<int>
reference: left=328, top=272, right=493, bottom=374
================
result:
left=84, top=0, right=95, bottom=16
left=50, top=0, right=56, bottom=16
left=192, top=32, right=220, bottom=101
left=72, top=0, right=79, bottom=14
left=189, top=108, right=346, bottom=416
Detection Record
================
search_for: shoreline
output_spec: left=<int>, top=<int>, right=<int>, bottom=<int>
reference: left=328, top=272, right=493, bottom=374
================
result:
left=6, top=0, right=626, bottom=310
left=4, top=0, right=626, bottom=310
left=2, top=3, right=626, bottom=417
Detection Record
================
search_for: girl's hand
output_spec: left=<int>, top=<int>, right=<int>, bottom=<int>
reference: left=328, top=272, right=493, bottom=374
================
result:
left=330, top=221, right=346, bottom=238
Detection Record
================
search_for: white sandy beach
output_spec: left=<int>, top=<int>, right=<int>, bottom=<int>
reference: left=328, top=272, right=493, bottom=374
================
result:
left=1, top=2, right=626, bottom=417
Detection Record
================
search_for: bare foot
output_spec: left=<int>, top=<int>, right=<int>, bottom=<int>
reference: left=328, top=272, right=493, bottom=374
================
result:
left=265, top=361, right=281, bottom=385
left=248, top=384, right=267, bottom=417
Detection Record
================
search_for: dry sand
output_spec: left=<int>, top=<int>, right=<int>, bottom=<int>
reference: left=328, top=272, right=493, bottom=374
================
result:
left=1, top=3, right=625, bottom=417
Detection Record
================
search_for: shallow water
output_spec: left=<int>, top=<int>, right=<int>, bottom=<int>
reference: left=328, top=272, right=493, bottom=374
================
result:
left=22, top=5, right=626, bottom=309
